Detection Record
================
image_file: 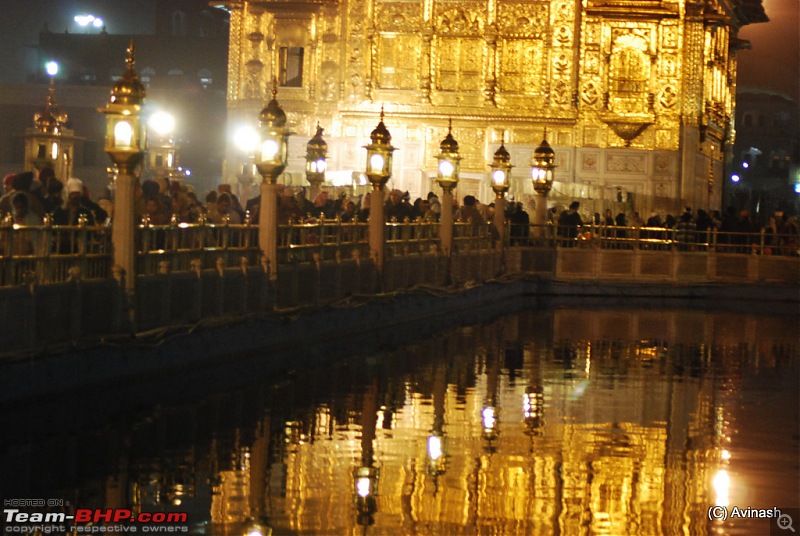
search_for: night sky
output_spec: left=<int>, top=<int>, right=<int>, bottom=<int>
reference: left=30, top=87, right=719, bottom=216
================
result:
left=0, top=0, right=797, bottom=99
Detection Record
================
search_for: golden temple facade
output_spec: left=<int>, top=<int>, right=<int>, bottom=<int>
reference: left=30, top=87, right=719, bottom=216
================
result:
left=221, top=0, right=767, bottom=215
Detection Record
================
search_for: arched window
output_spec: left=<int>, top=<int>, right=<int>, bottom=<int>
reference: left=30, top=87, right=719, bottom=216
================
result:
left=141, top=67, right=156, bottom=85
left=172, top=10, right=187, bottom=36
left=608, top=34, right=650, bottom=114
left=198, top=68, right=213, bottom=88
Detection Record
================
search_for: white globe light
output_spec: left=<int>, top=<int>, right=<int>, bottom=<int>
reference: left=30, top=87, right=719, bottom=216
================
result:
left=93, top=18, right=103, bottom=28
left=45, top=61, right=59, bottom=76
left=261, top=139, right=279, bottom=160
left=438, top=159, right=454, bottom=178
left=233, top=126, right=259, bottom=153
left=492, top=169, right=506, bottom=185
left=149, top=111, right=175, bottom=137
left=114, top=121, right=133, bottom=149
left=369, top=153, right=384, bottom=173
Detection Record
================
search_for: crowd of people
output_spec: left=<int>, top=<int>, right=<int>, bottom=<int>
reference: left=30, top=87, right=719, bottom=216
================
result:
left=0, top=166, right=797, bottom=256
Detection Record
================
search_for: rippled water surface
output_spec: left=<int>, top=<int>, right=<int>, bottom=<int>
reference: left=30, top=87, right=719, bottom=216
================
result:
left=2, top=305, right=798, bottom=535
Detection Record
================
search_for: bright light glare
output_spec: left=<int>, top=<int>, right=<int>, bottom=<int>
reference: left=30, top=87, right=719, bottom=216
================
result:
left=438, top=159, right=454, bottom=178
left=356, top=477, right=371, bottom=498
left=114, top=121, right=133, bottom=149
left=369, top=153, right=384, bottom=173
left=731, top=174, right=740, bottom=183
left=427, top=435, right=443, bottom=461
left=713, top=469, right=730, bottom=507
left=795, top=183, right=800, bottom=194
left=492, top=169, right=506, bottom=185
left=261, top=139, right=279, bottom=160
left=233, top=126, right=259, bottom=153
left=310, top=158, right=327, bottom=173
left=50, top=142, right=59, bottom=160
left=149, top=111, right=175, bottom=136
left=742, top=162, right=749, bottom=169
left=74, top=14, right=100, bottom=27
left=45, top=61, right=58, bottom=76
left=482, top=406, right=496, bottom=430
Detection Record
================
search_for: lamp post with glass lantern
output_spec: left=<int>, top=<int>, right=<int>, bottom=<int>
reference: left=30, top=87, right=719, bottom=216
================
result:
left=254, top=82, right=290, bottom=280
left=436, top=119, right=460, bottom=256
left=24, top=63, right=78, bottom=181
left=531, top=131, right=556, bottom=234
left=148, top=110, right=178, bottom=181
left=489, top=137, right=512, bottom=250
left=364, top=107, right=395, bottom=270
left=305, top=123, right=327, bottom=201
left=99, top=41, right=146, bottom=293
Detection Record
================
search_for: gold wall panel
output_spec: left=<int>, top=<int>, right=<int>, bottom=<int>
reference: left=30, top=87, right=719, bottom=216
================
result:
left=225, top=0, right=762, bottom=212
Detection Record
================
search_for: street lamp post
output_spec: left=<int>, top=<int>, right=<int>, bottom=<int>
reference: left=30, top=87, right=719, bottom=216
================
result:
left=99, top=41, right=146, bottom=294
left=489, top=137, right=512, bottom=250
left=436, top=119, right=460, bottom=256
left=364, top=107, right=395, bottom=271
left=254, top=82, right=290, bottom=280
left=148, top=110, right=178, bottom=180
left=531, top=132, right=556, bottom=235
left=24, top=73, right=78, bottom=181
left=305, top=123, right=327, bottom=201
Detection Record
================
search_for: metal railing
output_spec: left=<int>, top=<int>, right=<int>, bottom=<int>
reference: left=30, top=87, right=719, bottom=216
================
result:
left=510, top=223, right=800, bottom=256
left=137, top=220, right=261, bottom=274
left=278, top=218, right=369, bottom=263
left=453, top=220, right=496, bottom=252
left=3, top=219, right=796, bottom=288
left=0, top=222, right=112, bottom=287
left=386, top=218, right=440, bottom=256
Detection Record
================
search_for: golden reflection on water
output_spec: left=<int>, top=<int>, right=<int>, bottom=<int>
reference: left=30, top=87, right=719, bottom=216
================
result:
left=4, top=308, right=797, bottom=536
left=205, top=309, right=795, bottom=536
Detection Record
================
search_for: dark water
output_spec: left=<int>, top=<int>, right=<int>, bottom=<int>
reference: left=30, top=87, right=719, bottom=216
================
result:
left=2, top=306, right=798, bottom=535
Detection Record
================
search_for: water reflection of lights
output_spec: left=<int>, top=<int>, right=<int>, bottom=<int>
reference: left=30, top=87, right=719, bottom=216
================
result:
left=523, top=387, right=544, bottom=434
left=713, top=469, right=730, bottom=507
left=242, top=518, right=272, bottom=536
left=569, top=379, right=589, bottom=401
left=427, top=433, right=446, bottom=477
left=354, top=466, right=378, bottom=527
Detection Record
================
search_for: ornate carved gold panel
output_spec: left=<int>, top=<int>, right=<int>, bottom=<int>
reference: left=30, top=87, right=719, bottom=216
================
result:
left=608, top=32, right=651, bottom=115
left=436, top=37, right=483, bottom=92
left=377, top=34, right=420, bottom=90
left=499, top=39, right=545, bottom=95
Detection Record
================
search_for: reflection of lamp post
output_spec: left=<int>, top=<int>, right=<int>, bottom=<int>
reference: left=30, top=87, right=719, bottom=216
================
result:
left=255, top=81, right=290, bottom=279
left=364, top=107, right=395, bottom=270
left=436, top=119, right=460, bottom=256
left=482, top=349, right=502, bottom=452
left=427, top=363, right=448, bottom=486
left=99, top=40, right=146, bottom=294
left=305, top=123, right=327, bottom=201
left=531, top=132, right=555, bottom=233
left=489, top=137, right=512, bottom=250
left=355, top=379, right=379, bottom=528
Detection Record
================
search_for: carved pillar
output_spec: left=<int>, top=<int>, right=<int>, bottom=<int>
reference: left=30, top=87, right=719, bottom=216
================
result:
left=680, top=1, right=706, bottom=210
left=483, top=0, right=498, bottom=106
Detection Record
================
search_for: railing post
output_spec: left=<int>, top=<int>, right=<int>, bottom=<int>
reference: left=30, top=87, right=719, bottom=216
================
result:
left=112, top=168, right=137, bottom=295
left=258, top=181, right=279, bottom=281
left=369, top=187, right=386, bottom=272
